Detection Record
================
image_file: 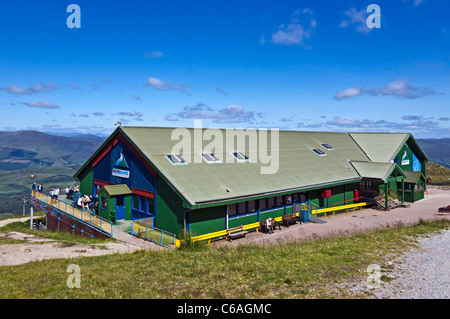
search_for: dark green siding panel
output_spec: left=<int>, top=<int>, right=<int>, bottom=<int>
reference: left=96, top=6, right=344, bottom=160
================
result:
left=260, top=208, right=285, bottom=221
left=79, top=167, right=93, bottom=196
left=228, top=214, right=257, bottom=228
left=190, top=206, right=226, bottom=236
left=309, top=190, right=320, bottom=208
left=155, top=177, right=185, bottom=238
left=125, top=195, right=131, bottom=220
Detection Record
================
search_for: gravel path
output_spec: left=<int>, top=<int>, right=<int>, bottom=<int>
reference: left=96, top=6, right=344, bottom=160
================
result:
left=335, top=229, right=450, bottom=299
left=371, top=229, right=450, bottom=299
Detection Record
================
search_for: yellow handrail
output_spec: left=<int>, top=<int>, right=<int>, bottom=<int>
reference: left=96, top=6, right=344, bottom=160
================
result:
left=312, top=202, right=368, bottom=216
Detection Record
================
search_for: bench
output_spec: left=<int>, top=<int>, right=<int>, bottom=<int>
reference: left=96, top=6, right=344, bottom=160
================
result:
left=259, top=219, right=281, bottom=233
left=282, top=213, right=297, bottom=227
left=226, top=225, right=249, bottom=241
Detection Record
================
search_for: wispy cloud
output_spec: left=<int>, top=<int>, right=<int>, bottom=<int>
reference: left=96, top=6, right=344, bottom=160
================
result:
left=166, top=103, right=255, bottom=123
left=143, top=51, right=164, bottom=58
left=115, top=111, right=144, bottom=118
left=270, top=8, right=317, bottom=46
left=131, top=95, right=143, bottom=102
left=326, top=116, right=439, bottom=131
left=216, top=87, right=230, bottom=96
left=1, top=82, right=57, bottom=95
left=335, top=80, right=441, bottom=100
left=147, top=77, right=190, bottom=91
left=22, top=100, right=60, bottom=109
left=339, top=8, right=371, bottom=34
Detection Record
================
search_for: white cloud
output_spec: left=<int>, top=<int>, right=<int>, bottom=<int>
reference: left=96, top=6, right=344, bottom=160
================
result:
left=167, top=103, right=255, bottom=123
left=271, top=9, right=316, bottom=46
left=23, top=100, right=60, bottom=109
left=335, top=80, right=440, bottom=100
left=143, top=51, right=164, bottom=58
left=1, top=82, right=57, bottom=95
left=334, top=87, right=362, bottom=100
left=339, top=8, right=371, bottom=34
left=147, top=77, right=190, bottom=91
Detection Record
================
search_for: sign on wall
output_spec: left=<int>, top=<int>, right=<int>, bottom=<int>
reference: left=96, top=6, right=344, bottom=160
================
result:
left=112, top=153, right=130, bottom=179
left=401, top=150, right=410, bottom=166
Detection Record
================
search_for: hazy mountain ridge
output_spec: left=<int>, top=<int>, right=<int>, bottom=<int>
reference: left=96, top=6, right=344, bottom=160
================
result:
left=0, top=130, right=105, bottom=170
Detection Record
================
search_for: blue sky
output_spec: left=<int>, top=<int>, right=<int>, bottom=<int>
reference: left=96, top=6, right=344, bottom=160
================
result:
left=0, top=0, right=449, bottom=138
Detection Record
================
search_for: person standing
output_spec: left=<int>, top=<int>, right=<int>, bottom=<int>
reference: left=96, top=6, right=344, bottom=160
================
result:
left=31, top=182, right=36, bottom=197
left=37, top=183, right=43, bottom=193
left=54, top=186, right=60, bottom=203
left=50, top=188, right=55, bottom=204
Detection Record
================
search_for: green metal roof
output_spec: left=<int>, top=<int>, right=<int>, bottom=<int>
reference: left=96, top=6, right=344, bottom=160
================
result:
left=101, top=184, right=132, bottom=197
left=75, top=127, right=427, bottom=208
left=403, top=171, right=425, bottom=184
left=119, top=127, right=407, bottom=207
left=349, top=133, right=410, bottom=162
left=350, top=161, right=405, bottom=182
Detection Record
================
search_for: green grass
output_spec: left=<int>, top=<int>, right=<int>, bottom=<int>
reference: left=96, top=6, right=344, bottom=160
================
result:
left=0, top=219, right=448, bottom=299
left=0, top=217, right=114, bottom=246
left=427, top=162, right=450, bottom=185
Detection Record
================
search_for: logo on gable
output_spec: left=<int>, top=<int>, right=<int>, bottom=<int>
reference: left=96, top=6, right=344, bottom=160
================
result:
left=112, top=153, right=130, bottom=178
left=401, top=150, right=410, bottom=166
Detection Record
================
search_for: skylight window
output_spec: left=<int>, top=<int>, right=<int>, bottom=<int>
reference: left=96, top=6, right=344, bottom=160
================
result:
left=312, top=149, right=326, bottom=156
left=202, top=153, right=220, bottom=163
left=321, top=144, right=334, bottom=150
left=232, top=152, right=249, bottom=160
left=166, top=154, right=187, bottom=164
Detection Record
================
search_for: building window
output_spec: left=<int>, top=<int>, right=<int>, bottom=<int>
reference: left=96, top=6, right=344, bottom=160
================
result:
left=267, top=197, right=275, bottom=209
left=202, top=153, right=220, bottom=163
left=237, top=202, right=246, bottom=214
left=116, top=196, right=124, bottom=207
left=247, top=200, right=256, bottom=212
left=166, top=154, right=187, bottom=165
left=133, top=194, right=139, bottom=210
left=321, top=144, right=333, bottom=150
left=227, top=203, right=237, bottom=217
left=140, top=196, right=147, bottom=211
left=285, top=194, right=292, bottom=205
left=259, top=198, right=267, bottom=211
left=275, top=196, right=283, bottom=207
left=101, top=197, right=107, bottom=210
left=312, top=149, right=326, bottom=156
left=232, top=152, right=249, bottom=161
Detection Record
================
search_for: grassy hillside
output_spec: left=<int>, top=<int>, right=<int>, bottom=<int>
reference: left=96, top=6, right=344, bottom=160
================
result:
left=0, top=130, right=103, bottom=170
left=427, top=162, right=450, bottom=185
left=0, top=166, right=79, bottom=218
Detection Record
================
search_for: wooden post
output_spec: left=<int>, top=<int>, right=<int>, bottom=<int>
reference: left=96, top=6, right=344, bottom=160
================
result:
left=29, top=204, right=34, bottom=230
left=385, top=182, right=389, bottom=211
left=401, top=179, right=405, bottom=204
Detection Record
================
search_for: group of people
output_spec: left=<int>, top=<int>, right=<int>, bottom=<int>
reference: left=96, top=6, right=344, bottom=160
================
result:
left=65, top=186, right=76, bottom=200
left=76, top=194, right=97, bottom=212
left=31, top=182, right=43, bottom=196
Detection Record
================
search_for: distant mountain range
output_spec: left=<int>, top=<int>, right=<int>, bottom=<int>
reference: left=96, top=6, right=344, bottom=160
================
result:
left=417, top=138, right=450, bottom=169
left=0, top=130, right=105, bottom=170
